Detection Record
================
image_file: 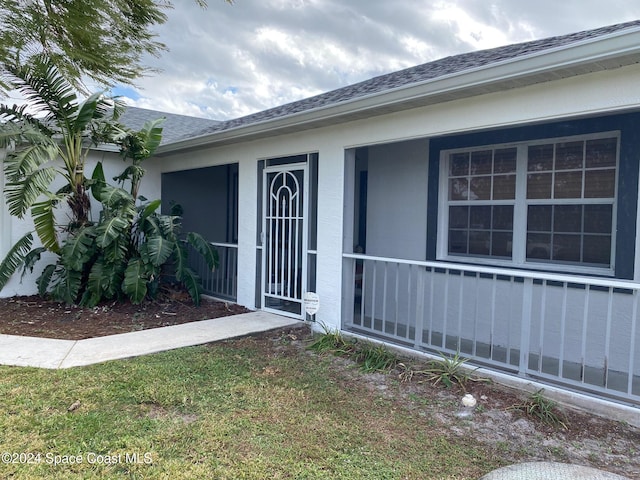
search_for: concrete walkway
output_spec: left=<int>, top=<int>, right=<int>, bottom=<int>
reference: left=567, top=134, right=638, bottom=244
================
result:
left=0, top=311, right=302, bottom=369
left=479, top=462, right=630, bottom=480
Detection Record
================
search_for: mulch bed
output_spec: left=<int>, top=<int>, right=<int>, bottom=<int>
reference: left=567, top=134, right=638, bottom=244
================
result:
left=0, top=293, right=249, bottom=340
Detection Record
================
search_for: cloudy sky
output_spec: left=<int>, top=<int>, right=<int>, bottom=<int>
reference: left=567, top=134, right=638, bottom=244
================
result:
left=111, top=0, right=640, bottom=121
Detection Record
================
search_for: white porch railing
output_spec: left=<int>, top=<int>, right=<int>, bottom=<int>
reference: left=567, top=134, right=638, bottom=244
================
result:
left=188, top=242, right=238, bottom=302
left=342, top=253, right=640, bottom=405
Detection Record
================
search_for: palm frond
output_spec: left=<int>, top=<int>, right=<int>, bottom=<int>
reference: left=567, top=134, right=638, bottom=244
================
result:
left=139, top=199, right=161, bottom=222
left=141, top=236, right=175, bottom=267
left=139, top=117, right=165, bottom=157
left=36, top=263, right=57, bottom=297
left=20, top=247, right=47, bottom=280
left=50, top=265, right=82, bottom=305
left=61, top=227, right=96, bottom=271
left=158, top=214, right=181, bottom=239
left=96, top=216, right=129, bottom=249
left=180, top=267, right=202, bottom=306
left=31, top=197, right=61, bottom=252
left=93, top=182, right=134, bottom=209
left=2, top=139, right=58, bottom=181
left=0, top=232, right=33, bottom=290
left=0, top=103, right=54, bottom=137
left=90, top=160, right=107, bottom=200
left=123, top=258, right=148, bottom=304
left=172, top=242, right=188, bottom=281
left=73, top=91, right=103, bottom=133
left=5, top=55, right=78, bottom=125
left=4, top=166, right=57, bottom=218
left=187, top=232, right=219, bottom=271
left=87, top=256, right=124, bottom=301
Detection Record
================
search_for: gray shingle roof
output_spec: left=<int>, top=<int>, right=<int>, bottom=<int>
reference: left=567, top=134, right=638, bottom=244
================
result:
left=182, top=20, right=640, bottom=141
left=119, top=107, right=220, bottom=144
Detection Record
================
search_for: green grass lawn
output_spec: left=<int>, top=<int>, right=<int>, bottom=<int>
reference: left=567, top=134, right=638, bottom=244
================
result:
left=0, top=331, right=504, bottom=479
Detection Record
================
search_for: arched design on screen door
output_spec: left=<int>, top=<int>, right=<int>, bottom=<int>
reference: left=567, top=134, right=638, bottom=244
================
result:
left=262, top=163, right=308, bottom=318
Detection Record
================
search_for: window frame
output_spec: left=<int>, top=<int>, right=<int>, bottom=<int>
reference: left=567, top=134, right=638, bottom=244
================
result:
left=437, top=131, right=620, bottom=276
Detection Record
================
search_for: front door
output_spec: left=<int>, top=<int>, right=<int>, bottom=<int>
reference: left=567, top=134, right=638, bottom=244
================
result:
left=262, top=163, right=308, bottom=318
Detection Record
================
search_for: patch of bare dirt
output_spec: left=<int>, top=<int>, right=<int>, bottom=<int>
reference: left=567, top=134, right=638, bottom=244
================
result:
left=0, top=293, right=249, bottom=340
left=260, top=328, right=640, bottom=479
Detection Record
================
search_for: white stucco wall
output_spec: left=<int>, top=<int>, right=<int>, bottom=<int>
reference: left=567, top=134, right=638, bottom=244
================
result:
left=157, top=63, right=640, bottom=330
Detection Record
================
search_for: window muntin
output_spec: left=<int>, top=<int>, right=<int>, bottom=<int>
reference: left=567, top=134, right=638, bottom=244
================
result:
left=442, top=133, right=618, bottom=273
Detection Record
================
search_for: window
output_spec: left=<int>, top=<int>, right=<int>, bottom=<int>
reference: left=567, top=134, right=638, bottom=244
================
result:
left=440, top=133, right=618, bottom=274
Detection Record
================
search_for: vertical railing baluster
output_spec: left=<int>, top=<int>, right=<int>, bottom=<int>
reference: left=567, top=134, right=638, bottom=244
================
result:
left=538, top=281, right=547, bottom=373
left=428, top=268, right=435, bottom=346
left=394, top=262, right=400, bottom=337
left=627, top=290, right=638, bottom=396
left=456, top=271, right=464, bottom=352
left=489, top=273, right=497, bottom=361
left=519, top=277, right=533, bottom=376
left=371, top=261, right=377, bottom=331
left=558, top=282, right=568, bottom=379
left=415, top=266, right=425, bottom=348
left=360, top=259, right=366, bottom=327
left=442, top=269, right=449, bottom=349
left=407, top=264, right=413, bottom=340
left=381, top=262, right=388, bottom=333
left=580, top=285, right=591, bottom=383
left=604, top=287, right=614, bottom=389
left=472, top=272, right=479, bottom=357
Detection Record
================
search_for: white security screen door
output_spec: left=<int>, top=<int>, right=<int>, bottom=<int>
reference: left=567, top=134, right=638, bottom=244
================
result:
left=262, top=163, right=308, bottom=318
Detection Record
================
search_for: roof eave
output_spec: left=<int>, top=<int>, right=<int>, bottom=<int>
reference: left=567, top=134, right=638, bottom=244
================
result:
left=157, top=26, right=640, bottom=156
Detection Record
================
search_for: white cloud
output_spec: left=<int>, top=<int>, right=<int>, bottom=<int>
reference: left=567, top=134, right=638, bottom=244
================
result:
left=111, top=0, right=640, bottom=120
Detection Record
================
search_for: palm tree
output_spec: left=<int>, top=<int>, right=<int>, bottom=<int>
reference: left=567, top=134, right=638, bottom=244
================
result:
left=0, top=55, right=218, bottom=306
left=0, top=54, right=124, bottom=286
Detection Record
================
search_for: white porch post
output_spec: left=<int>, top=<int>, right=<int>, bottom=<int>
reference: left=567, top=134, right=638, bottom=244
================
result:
left=315, top=145, right=344, bottom=330
left=235, top=157, right=257, bottom=309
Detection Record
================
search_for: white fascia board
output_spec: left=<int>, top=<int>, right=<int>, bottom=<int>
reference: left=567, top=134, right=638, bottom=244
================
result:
left=158, top=26, right=640, bottom=155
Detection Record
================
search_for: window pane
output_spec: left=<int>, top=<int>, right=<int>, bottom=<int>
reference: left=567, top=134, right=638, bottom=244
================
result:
left=449, top=206, right=469, bottom=228
left=527, top=233, right=551, bottom=260
left=584, top=205, right=612, bottom=234
left=528, top=144, right=553, bottom=171
left=449, top=230, right=467, bottom=254
left=554, top=171, right=582, bottom=198
left=469, top=231, right=490, bottom=255
left=554, top=205, right=581, bottom=233
left=469, top=177, right=491, bottom=200
left=470, top=206, right=491, bottom=229
left=492, top=205, right=514, bottom=230
left=493, top=174, right=515, bottom=200
left=527, top=205, right=552, bottom=232
left=553, top=234, right=581, bottom=262
left=583, top=235, right=611, bottom=265
left=555, top=141, right=584, bottom=170
left=494, top=148, right=517, bottom=173
left=446, top=134, right=616, bottom=270
left=527, top=173, right=552, bottom=199
left=586, top=138, right=617, bottom=168
left=449, top=178, right=468, bottom=200
left=585, top=169, right=615, bottom=198
left=492, top=232, right=512, bottom=258
left=471, top=150, right=492, bottom=175
left=450, top=153, right=469, bottom=176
